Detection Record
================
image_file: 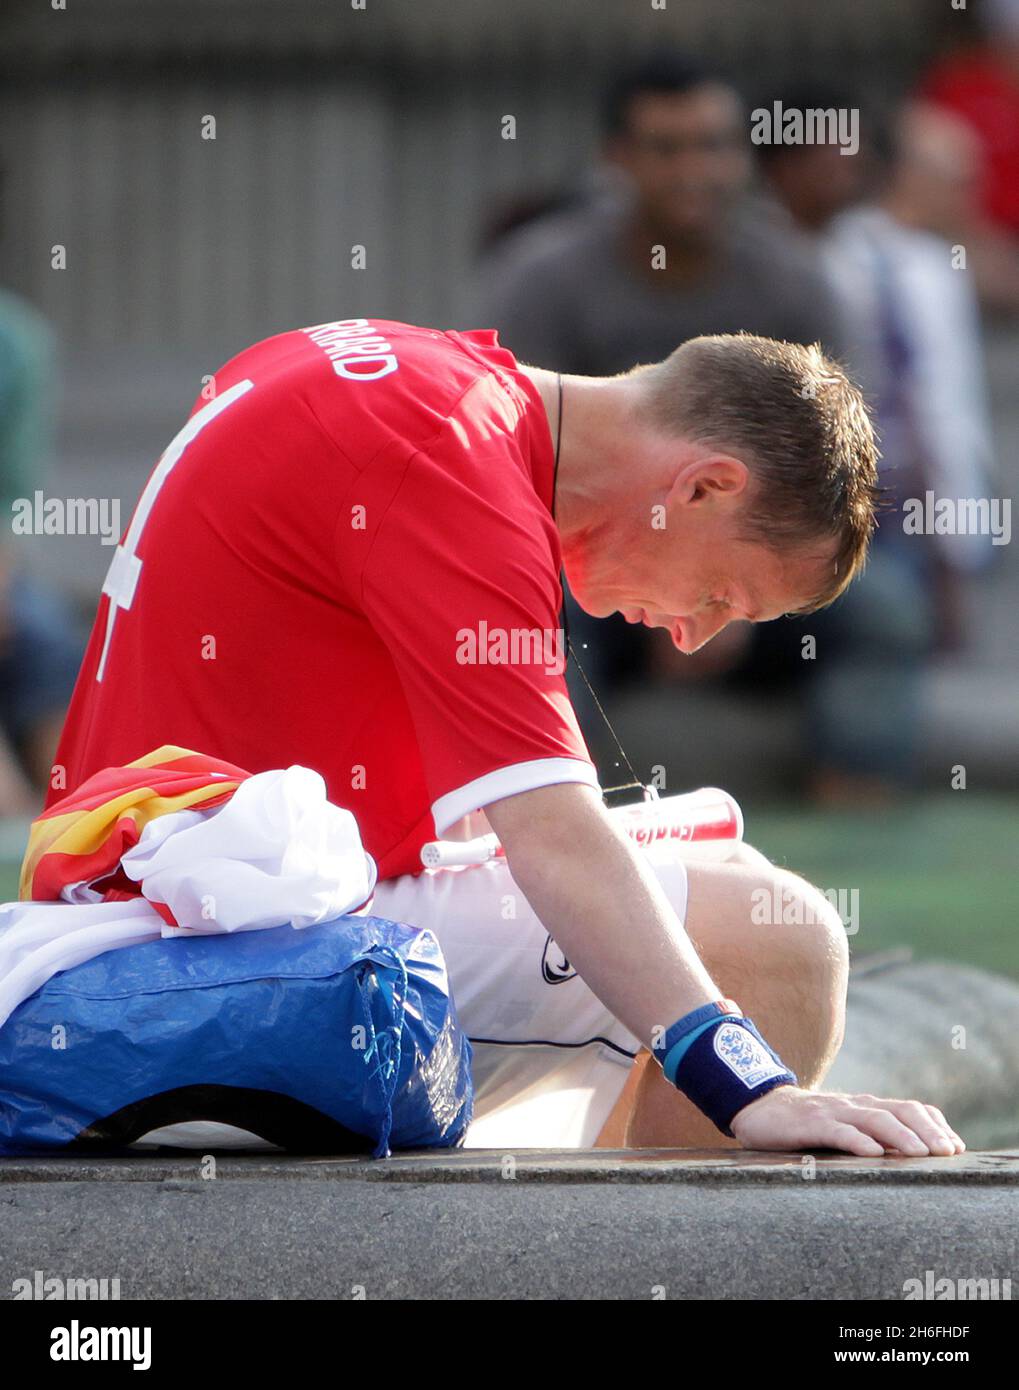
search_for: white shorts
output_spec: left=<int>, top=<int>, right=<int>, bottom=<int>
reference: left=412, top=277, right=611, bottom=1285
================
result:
left=371, top=850, right=689, bottom=1150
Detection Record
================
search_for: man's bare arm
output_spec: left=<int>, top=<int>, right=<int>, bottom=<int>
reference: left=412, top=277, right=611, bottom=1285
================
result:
left=485, top=781, right=964, bottom=1157
left=485, top=781, right=719, bottom=1042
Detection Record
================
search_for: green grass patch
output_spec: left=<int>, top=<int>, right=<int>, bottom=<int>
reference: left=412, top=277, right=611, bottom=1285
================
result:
left=747, top=793, right=1019, bottom=980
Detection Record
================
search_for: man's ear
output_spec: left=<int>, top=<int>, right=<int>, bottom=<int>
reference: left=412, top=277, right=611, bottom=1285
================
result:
left=666, top=454, right=750, bottom=509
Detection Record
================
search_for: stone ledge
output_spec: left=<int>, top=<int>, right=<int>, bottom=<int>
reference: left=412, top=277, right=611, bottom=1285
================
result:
left=2, top=1147, right=1016, bottom=1187
left=2, top=1172, right=1016, bottom=1300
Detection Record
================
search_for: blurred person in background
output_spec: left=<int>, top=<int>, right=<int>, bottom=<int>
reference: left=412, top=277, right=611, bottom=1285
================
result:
left=757, top=98, right=996, bottom=801
left=0, top=166, right=82, bottom=814
left=470, top=47, right=848, bottom=766
left=920, top=0, right=1019, bottom=315
left=753, top=84, right=873, bottom=240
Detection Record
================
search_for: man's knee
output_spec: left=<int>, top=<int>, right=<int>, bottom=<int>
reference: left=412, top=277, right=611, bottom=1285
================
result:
left=760, top=867, right=849, bottom=1065
left=671, top=855, right=850, bottom=1077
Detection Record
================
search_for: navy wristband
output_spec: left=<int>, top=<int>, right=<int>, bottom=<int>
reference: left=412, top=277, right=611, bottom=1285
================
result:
left=677, top=1016, right=796, bottom=1136
left=654, top=998, right=743, bottom=1085
left=655, top=1006, right=796, bottom=1136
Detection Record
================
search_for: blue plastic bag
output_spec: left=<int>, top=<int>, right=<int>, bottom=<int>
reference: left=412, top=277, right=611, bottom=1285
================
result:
left=0, top=914, right=473, bottom=1157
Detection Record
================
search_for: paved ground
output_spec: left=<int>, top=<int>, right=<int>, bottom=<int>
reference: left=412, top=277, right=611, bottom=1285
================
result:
left=2, top=1149, right=1017, bottom=1300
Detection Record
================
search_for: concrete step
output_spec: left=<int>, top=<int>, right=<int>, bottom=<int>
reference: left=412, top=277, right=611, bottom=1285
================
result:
left=2, top=1149, right=1017, bottom=1300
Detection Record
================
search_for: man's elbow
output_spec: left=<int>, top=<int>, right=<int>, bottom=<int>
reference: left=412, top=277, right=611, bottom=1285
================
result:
left=484, top=781, right=606, bottom=877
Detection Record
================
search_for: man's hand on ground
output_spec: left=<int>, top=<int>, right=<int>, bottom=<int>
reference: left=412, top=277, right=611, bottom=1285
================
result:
left=729, top=1085, right=965, bottom=1157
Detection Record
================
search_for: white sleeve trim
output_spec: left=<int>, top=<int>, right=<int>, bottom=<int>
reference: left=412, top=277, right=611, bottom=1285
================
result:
left=431, top=758, right=601, bottom=836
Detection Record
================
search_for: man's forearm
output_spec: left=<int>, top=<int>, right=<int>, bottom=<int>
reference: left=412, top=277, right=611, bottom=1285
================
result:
left=485, top=783, right=721, bottom=1046
left=483, top=781, right=965, bottom=1158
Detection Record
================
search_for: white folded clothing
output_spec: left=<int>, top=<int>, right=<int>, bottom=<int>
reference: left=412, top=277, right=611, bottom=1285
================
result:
left=0, top=765, right=377, bottom=1031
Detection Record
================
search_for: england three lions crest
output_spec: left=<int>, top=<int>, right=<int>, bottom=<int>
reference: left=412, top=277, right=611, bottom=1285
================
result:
left=713, top=1023, right=786, bottom=1088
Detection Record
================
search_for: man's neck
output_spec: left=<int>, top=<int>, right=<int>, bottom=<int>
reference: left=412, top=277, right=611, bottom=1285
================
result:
left=517, top=364, right=665, bottom=604
left=520, top=367, right=620, bottom=540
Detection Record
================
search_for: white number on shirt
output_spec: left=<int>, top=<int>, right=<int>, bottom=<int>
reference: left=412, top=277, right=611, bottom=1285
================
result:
left=95, top=380, right=254, bottom=681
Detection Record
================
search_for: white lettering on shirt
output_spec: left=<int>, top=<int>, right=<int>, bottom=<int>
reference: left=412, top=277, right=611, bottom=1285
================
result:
left=302, top=318, right=399, bottom=381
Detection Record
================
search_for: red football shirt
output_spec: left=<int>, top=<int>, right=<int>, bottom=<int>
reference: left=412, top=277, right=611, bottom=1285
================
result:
left=50, top=318, right=598, bottom=880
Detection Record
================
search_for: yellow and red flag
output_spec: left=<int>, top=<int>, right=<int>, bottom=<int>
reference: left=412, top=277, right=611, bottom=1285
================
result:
left=20, top=746, right=251, bottom=906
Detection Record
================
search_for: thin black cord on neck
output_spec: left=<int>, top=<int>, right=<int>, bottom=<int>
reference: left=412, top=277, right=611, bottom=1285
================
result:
left=553, top=371, right=563, bottom=514
left=553, top=372, right=642, bottom=796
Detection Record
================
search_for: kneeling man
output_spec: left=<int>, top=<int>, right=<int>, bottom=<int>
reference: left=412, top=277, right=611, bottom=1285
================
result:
left=49, top=316, right=963, bottom=1158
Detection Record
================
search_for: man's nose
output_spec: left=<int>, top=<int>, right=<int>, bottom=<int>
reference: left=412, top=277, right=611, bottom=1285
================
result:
left=676, top=610, right=732, bottom=654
